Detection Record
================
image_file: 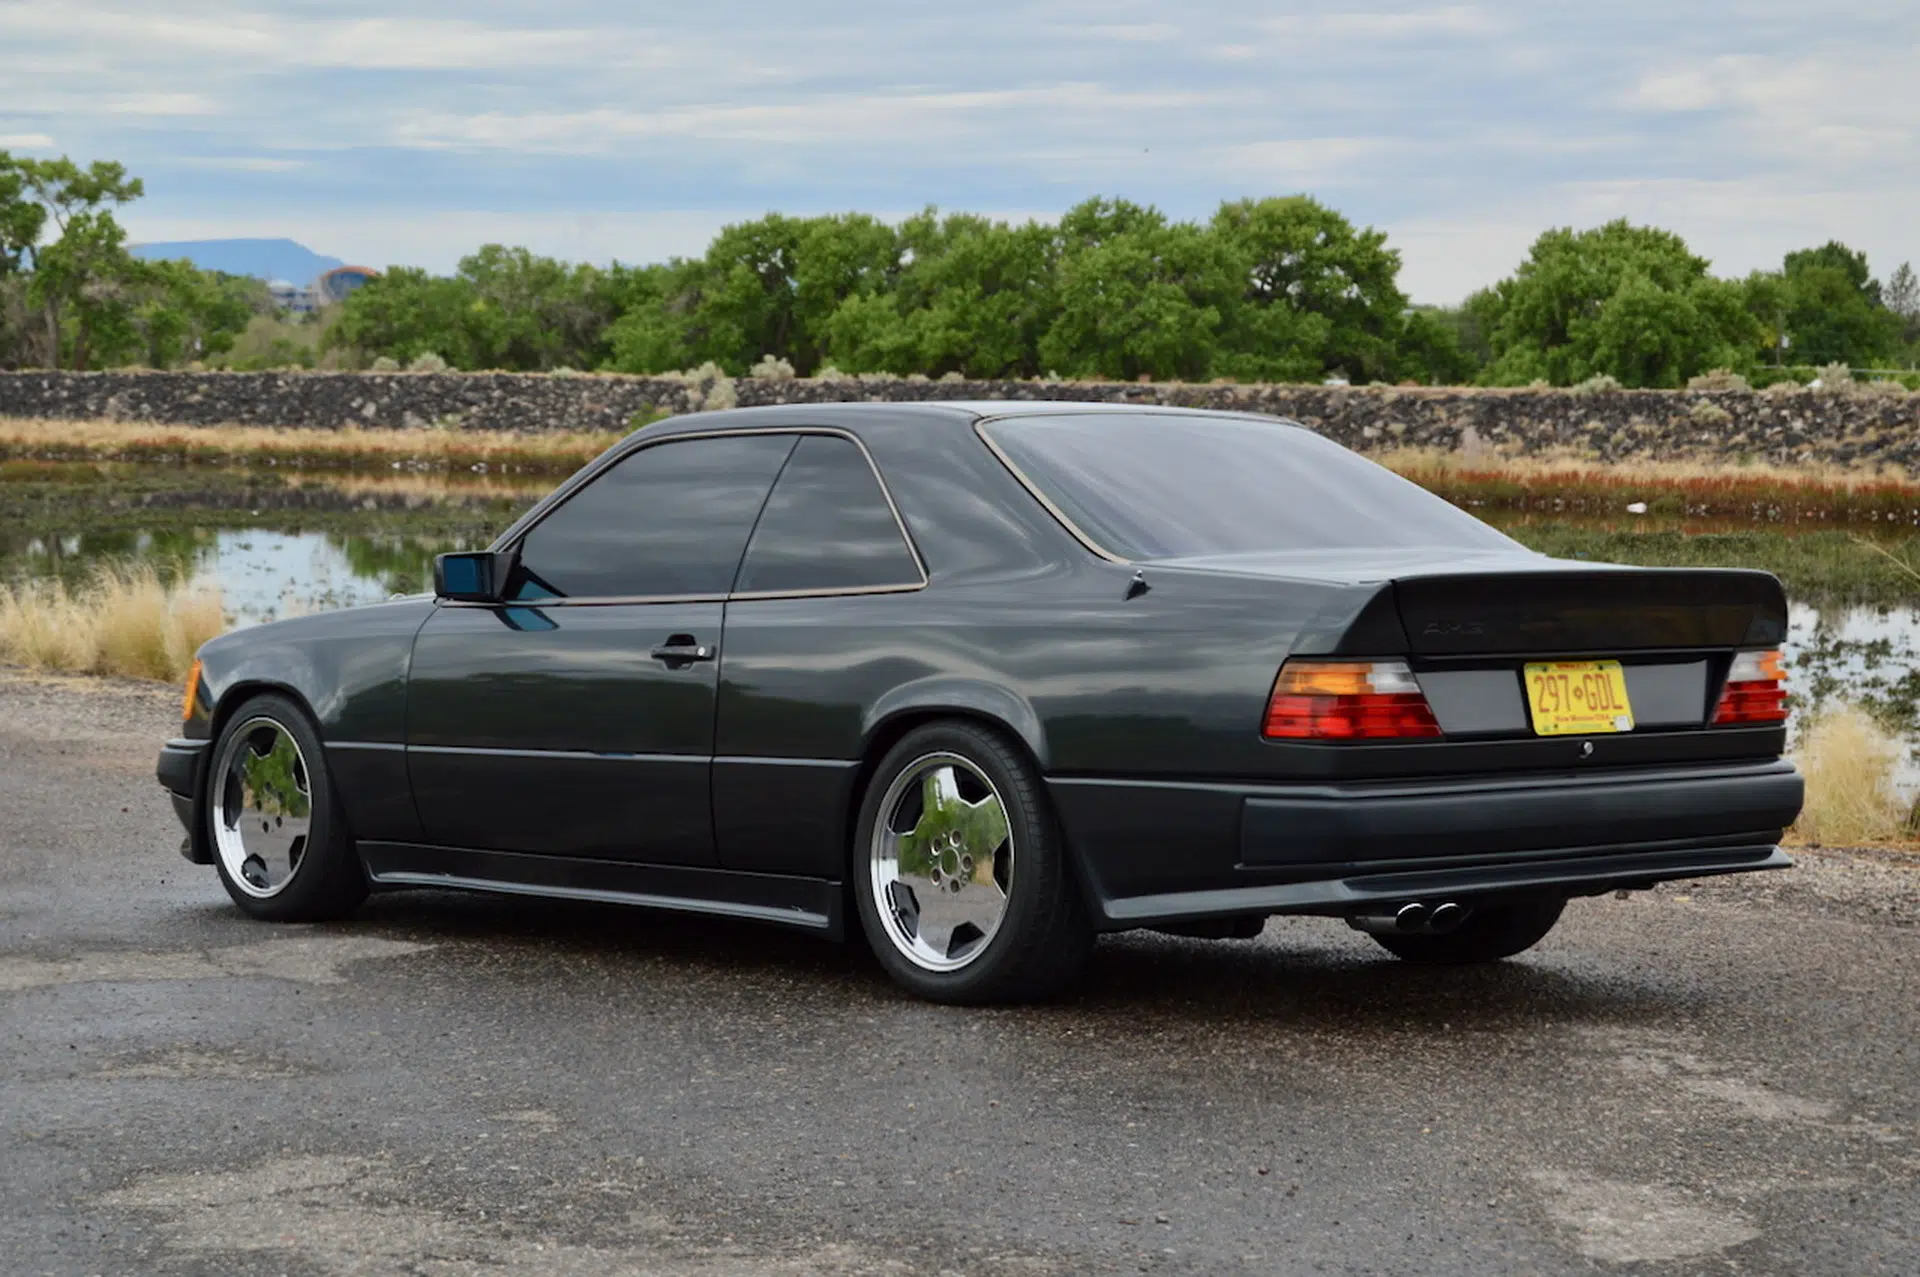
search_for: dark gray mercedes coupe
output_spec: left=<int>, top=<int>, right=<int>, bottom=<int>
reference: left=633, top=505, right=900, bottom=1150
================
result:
left=157, top=402, right=1804, bottom=1002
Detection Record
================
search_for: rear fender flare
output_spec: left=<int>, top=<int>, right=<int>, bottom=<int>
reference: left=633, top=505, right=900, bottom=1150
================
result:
left=859, top=678, right=1049, bottom=771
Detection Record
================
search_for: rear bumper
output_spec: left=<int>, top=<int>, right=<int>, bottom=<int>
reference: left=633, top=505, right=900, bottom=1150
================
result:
left=156, top=738, right=212, bottom=863
left=1049, top=759, right=1802, bottom=929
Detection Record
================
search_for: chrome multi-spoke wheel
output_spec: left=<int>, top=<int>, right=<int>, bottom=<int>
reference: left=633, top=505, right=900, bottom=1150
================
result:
left=870, top=753, right=1014, bottom=971
left=205, top=694, right=367, bottom=920
left=209, top=715, right=314, bottom=900
left=854, top=721, right=1091, bottom=1002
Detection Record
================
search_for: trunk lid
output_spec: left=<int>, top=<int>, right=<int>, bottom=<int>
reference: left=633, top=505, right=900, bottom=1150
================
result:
left=1151, top=549, right=1788, bottom=656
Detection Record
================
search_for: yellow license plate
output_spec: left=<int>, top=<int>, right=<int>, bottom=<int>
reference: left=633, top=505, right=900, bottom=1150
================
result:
left=1523, top=661, right=1634, bottom=736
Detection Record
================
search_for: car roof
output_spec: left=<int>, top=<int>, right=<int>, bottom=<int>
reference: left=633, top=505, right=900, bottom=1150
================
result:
left=640, top=399, right=1297, bottom=440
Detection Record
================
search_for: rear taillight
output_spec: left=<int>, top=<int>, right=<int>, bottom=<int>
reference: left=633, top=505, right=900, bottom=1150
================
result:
left=1711, top=649, right=1788, bottom=725
left=1264, top=659, right=1443, bottom=741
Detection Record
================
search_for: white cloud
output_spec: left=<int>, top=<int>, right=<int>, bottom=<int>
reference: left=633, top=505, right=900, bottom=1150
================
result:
left=1622, top=50, right=1919, bottom=160
left=1392, top=174, right=1920, bottom=303
left=105, top=92, right=218, bottom=116
left=1085, top=23, right=1181, bottom=42
left=0, top=133, right=57, bottom=149
left=393, top=84, right=1242, bottom=154
left=175, top=156, right=307, bottom=172
left=1262, top=5, right=1498, bottom=39
left=1211, top=137, right=1392, bottom=182
left=0, top=4, right=666, bottom=71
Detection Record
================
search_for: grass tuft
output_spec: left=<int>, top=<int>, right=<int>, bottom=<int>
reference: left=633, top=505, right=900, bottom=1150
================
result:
left=0, top=416, right=634, bottom=475
left=1789, top=704, right=1909, bottom=847
left=0, top=564, right=223, bottom=682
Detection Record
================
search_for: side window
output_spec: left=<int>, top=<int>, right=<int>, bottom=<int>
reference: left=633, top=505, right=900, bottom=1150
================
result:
left=511, top=434, right=796, bottom=599
left=734, top=435, right=923, bottom=594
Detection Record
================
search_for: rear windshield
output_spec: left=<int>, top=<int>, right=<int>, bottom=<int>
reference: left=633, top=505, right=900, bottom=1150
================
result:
left=981, top=413, right=1518, bottom=561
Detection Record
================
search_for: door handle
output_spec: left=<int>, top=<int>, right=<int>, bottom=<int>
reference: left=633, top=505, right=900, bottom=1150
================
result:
left=650, top=634, right=715, bottom=664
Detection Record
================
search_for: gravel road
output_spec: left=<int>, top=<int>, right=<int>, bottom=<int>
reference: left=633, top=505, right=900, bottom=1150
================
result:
left=1, top=669, right=1914, bottom=1276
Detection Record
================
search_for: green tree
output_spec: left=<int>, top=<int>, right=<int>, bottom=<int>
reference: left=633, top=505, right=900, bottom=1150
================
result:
left=327, top=267, right=485, bottom=367
left=1770, top=241, right=1902, bottom=368
left=602, top=259, right=700, bottom=374
left=1472, top=219, right=1760, bottom=387
left=1397, top=307, right=1480, bottom=385
left=124, top=263, right=264, bottom=367
left=0, top=151, right=47, bottom=275
left=821, top=211, right=1057, bottom=377
left=0, top=151, right=47, bottom=368
left=13, top=157, right=146, bottom=370
left=1886, top=262, right=1919, bottom=366
left=1036, top=197, right=1232, bottom=381
left=1210, top=196, right=1410, bottom=383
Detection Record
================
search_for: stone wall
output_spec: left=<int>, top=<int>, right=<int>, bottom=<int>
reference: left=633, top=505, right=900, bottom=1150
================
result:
left=3, top=370, right=1917, bottom=471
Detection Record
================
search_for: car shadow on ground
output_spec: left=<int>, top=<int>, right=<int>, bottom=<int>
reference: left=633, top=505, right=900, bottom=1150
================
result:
left=323, top=889, right=1712, bottom=1041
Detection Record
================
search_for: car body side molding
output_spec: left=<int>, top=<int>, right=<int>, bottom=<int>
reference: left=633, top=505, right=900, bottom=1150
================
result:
left=357, top=842, right=843, bottom=937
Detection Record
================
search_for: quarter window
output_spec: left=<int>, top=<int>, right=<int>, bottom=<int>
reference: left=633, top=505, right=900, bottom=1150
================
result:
left=734, top=435, right=922, bottom=594
left=510, top=434, right=796, bottom=599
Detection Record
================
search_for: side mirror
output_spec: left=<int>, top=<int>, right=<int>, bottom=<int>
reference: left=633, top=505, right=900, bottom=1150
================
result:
left=433, top=551, right=516, bottom=603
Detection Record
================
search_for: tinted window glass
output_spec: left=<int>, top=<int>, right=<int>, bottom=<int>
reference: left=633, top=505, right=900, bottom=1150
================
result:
left=983, top=414, right=1518, bottom=560
left=512, top=434, right=796, bottom=598
left=735, top=435, right=923, bottom=593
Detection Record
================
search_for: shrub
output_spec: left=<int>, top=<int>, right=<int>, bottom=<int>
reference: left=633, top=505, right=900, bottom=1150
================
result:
left=407, top=352, right=450, bottom=373
left=1811, top=362, right=1853, bottom=393
left=1686, top=368, right=1750, bottom=392
left=1688, top=400, right=1733, bottom=426
left=370, top=356, right=400, bottom=372
left=0, top=564, right=223, bottom=682
left=749, top=354, right=796, bottom=380
left=1791, top=704, right=1908, bottom=845
left=1570, top=373, right=1623, bottom=395
left=813, top=364, right=851, bottom=384
left=670, top=361, right=736, bottom=411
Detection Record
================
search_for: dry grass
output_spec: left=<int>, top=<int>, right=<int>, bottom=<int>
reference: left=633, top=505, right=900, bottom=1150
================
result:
left=0, top=416, right=626, bottom=474
left=1379, top=447, right=1920, bottom=525
left=1788, top=704, right=1912, bottom=847
left=1375, top=446, right=1914, bottom=489
left=0, top=564, right=224, bottom=682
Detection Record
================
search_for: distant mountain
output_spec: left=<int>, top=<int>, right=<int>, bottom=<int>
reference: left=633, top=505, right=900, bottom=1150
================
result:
left=130, top=238, right=345, bottom=285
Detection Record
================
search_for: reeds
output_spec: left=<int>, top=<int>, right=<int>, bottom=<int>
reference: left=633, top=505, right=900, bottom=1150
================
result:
left=1789, top=704, right=1912, bottom=846
left=0, top=564, right=223, bottom=682
left=0, top=417, right=626, bottom=475
left=1379, top=448, right=1920, bottom=526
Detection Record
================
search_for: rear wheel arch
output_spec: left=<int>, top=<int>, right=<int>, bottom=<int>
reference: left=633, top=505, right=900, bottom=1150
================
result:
left=849, top=701, right=1047, bottom=871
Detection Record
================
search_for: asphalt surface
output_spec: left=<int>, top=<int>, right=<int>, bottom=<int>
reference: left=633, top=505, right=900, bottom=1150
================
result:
left=1, top=670, right=1915, bottom=1276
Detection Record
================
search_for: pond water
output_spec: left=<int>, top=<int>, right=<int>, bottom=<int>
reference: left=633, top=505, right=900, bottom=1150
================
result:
left=3, top=466, right=1916, bottom=799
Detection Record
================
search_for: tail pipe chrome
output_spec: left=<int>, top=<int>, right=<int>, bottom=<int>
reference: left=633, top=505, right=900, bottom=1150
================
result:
left=1348, top=901, right=1470, bottom=936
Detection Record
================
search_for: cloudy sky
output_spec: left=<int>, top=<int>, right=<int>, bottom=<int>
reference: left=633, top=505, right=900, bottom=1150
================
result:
left=1, top=0, right=1914, bottom=302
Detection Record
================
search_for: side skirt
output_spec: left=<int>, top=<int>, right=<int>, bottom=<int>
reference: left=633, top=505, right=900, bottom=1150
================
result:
left=357, top=842, right=843, bottom=939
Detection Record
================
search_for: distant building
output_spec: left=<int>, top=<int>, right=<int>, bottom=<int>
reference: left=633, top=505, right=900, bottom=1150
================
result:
left=267, top=280, right=318, bottom=314
left=315, top=265, right=379, bottom=305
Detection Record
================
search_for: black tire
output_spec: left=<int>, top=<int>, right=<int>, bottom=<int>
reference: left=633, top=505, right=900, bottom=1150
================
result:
left=204, top=693, right=367, bottom=922
left=1370, top=897, right=1566, bottom=964
left=852, top=721, right=1093, bottom=1003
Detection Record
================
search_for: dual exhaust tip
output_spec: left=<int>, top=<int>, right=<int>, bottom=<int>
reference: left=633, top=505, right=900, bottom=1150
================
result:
left=1348, top=901, right=1468, bottom=936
